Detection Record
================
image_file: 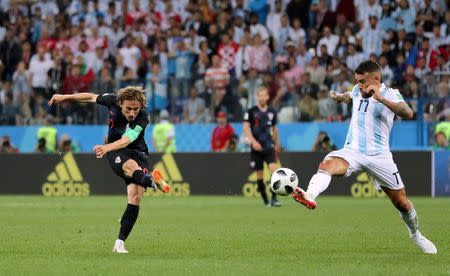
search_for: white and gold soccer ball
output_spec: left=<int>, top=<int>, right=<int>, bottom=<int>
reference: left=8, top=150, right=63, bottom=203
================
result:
left=270, top=168, right=299, bottom=196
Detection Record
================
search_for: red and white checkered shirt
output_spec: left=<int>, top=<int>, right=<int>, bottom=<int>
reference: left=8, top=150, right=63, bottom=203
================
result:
left=217, top=41, right=239, bottom=70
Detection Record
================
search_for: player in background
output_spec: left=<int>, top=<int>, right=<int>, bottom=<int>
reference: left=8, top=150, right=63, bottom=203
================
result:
left=292, top=60, right=437, bottom=254
left=49, top=86, right=170, bottom=253
left=244, top=87, right=282, bottom=207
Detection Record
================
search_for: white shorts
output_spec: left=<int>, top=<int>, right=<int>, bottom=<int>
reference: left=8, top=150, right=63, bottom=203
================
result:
left=324, top=148, right=404, bottom=191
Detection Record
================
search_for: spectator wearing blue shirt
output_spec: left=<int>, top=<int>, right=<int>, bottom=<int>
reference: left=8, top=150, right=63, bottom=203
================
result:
left=249, top=0, right=268, bottom=24
left=393, top=0, right=416, bottom=34
left=169, top=41, right=195, bottom=98
left=403, top=39, right=419, bottom=67
left=146, top=63, right=168, bottom=115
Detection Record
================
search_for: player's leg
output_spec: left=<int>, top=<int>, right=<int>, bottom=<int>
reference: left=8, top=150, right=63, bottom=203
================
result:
left=256, top=169, right=270, bottom=207
left=251, top=151, right=270, bottom=206
left=113, top=183, right=145, bottom=253
left=368, top=152, right=437, bottom=254
left=268, top=162, right=281, bottom=207
left=293, top=157, right=350, bottom=209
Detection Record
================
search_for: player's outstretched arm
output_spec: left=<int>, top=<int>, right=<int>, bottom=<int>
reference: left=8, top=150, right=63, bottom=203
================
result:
left=48, top=93, right=99, bottom=107
left=93, top=136, right=131, bottom=159
left=330, top=91, right=352, bottom=104
left=369, top=85, right=414, bottom=120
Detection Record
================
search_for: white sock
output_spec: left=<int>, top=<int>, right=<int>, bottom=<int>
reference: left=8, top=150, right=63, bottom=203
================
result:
left=306, top=170, right=332, bottom=200
left=399, top=200, right=419, bottom=235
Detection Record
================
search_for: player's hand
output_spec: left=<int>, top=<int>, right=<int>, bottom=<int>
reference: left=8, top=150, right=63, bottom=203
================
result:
left=48, top=94, right=66, bottom=106
left=367, top=84, right=382, bottom=102
left=330, top=91, right=341, bottom=103
left=252, top=141, right=262, bottom=151
left=275, top=143, right=281, bottom=153
left=93, top=145, right=107, bottom=159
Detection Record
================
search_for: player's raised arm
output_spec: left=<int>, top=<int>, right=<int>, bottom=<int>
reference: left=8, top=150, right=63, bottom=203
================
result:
left=48, top=93, right=99, bottom=106
left=368, top=84, right=414, bottom=120
left=330, top=91, right=352, bottom=104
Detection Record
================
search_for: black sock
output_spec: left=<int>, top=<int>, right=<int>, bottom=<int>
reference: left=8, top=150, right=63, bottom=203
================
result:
left=271, top=190, right=277, bottom=201
left=118, top=203, right=139, bottom=241
left=131, top=170, right=154, bottom=188
left=257, top=179, right=269, bottom=204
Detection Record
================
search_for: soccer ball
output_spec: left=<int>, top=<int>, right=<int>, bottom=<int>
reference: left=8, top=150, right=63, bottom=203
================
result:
left=270, top=168, right=299, bottom=196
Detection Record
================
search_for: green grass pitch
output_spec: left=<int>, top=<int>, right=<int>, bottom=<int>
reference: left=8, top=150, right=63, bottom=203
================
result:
left=0, top=195, right=449, bottom=275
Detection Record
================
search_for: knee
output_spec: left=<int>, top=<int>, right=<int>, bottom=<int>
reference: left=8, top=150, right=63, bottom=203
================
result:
left=123, top=161, right=139, bottom=178
left=318, top=160, right=333, bottom=173
left=394, top=199, right=410, bottom=213
left=128, top=192, right=142, bottom=205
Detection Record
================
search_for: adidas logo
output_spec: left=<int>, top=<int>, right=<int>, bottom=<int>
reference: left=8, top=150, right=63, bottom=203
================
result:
left=351, top=172, right=385, bottom=198
left=42, top=153, right=90, bottom=197
left=243, top=159, right=282, bottom=197
left=144, top=153, right=190, bottom=197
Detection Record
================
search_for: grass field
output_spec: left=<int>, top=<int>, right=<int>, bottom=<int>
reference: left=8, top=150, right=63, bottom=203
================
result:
left=0, top=195, right=449, bottom=276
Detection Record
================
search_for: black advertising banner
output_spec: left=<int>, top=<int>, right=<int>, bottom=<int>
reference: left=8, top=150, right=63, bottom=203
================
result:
left=0, top=152, right=431, bottom=197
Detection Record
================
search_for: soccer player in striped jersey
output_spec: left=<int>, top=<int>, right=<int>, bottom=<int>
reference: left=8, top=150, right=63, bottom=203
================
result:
left=292, top=60, right=437, bottom=254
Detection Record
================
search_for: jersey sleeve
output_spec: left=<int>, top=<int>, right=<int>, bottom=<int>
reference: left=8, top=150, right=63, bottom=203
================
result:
left=244, top=108, right=251, bottom=122
left=96, top=93, right=117, bottom=106
left=123, top=112, right=149, bottom=142
left=385, top=89, right=405, bottom=103
left=350, top=85, right=359, bottom=99
left=272, top=110, right=278, bottom=126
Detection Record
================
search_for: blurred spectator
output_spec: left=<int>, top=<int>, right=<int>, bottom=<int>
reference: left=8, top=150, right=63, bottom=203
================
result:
left=226, top=134, right=243, bottom=152
left=119, top=34, right=141, bottom=76
left=318, top=88, right=338, bottom=121
left=238, top=68, right=262, bottom=110
left=289, top=18, right=306, bottom=47
left=152, top=110, right=176, bottom=153
left=379, top=54, right=394, bottom=87
left=12, top=61, right=31, bottom=104
left=145, top=63, right=167, bottom=118
left=170, top=41, right=194, bottom=98
left=317, top=26, right=339, bottom=57
left=183, top=87, right=205, bottom=124
left=57, top=134, right=81, bottom=153
left=211, top=111, right=234, bottom=152
left=433, top=131, right=449, bottom=150
left=312, top=131, right=337, bottom=152
left=416, top=0, right=438, bottom=33
left=393, top=0, right=416, bottom=34
left=248, top=34, right=272, bottom=72
left=205, top=55, right=230, bottom=111
left=0, top=135, right=19, bottom=153
left=0, top=94, right=19, bottom=125
left=29, top=44, right=54, bottom=100
left=298, top=72, right=319, bottom=99
left=0, top=27, right=22, bottom=83
left=37, top=115, right=57, bottom=152
left=306, top=56, right=326, bottom=87
left=34, top=137, right=49, bottom=153
left=93, top=67, right=114, bottom=124
left=357, top=15, right=382, bottom=59
left=299, top=93, right=320, bottom=121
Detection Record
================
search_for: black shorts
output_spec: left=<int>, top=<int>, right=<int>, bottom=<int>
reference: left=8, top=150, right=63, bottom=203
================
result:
left=250, top=148, right=277, bottom=171
left=106, top=148, right=150, bottom=184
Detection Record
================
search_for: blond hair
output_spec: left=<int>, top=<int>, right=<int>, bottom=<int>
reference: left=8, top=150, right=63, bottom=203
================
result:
left=257, top=86, right=269, bottom=94
left=117, top=86, right=148, bottom=108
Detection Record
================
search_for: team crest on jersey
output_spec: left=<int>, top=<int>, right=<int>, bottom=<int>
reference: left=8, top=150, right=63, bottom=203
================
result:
left=125, top=123, right=130, bottom=131
left=268, top=112, right=273, bottom=120
left=115, top=156, right=121, bottom=163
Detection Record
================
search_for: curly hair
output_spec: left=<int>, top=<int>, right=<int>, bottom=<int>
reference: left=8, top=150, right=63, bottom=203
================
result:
left=117, top=86, right=148, bottom=108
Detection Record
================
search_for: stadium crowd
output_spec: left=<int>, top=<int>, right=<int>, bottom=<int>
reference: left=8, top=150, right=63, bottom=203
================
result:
left=0, top=0, right=449, bottom=126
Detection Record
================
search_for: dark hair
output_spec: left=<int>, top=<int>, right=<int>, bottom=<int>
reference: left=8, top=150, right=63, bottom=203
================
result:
left=354, top=60, right=381, bottom=75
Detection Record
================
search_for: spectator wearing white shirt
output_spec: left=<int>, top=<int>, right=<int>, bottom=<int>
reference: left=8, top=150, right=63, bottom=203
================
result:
left=266, top=0, right=283, bottom=36
left=346, top=43, right=364, bottom=70
left=272, top=15, right=290, bottom=55
left=429, top=24, right=449, bottom=50
left=316, top=26, right=339, bottom=57
left=379, top=54, right=393, bottom=86
left=119, top=34, right=141, bottom=76
left=32, top=0, right=59, bottom=18
left=288, top=18, right=306, bottom=47
left=296, top=43, right=313, bottom=69
left=249, top=13, right=269, bottom=44
left=106, top=20, right=124, bottom=56
left=29, top=44, right=54, bottom=99
left=183, top=87, right=206, bottom=124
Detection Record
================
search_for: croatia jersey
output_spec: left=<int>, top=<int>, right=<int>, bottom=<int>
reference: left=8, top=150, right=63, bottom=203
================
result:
left=344, top=83, right=404, bottom=156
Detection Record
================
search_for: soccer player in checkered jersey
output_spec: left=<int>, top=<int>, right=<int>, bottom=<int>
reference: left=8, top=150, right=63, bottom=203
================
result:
left=243, top=87, right=282, bottom=207
left=49, top=86, right=169, bottom=253
left=292, top=60, right=437, bottom=254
